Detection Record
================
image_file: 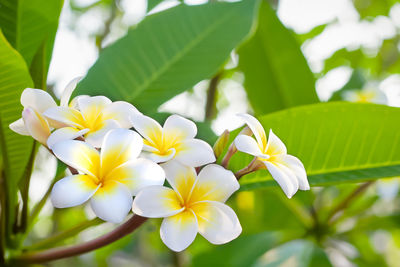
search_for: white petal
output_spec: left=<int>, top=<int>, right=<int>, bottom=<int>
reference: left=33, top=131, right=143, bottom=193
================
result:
left=106, top=158, right=165, bottom=195
left=130, top=114, right=162, bottom=142
left=160, top=210, right=198, bottom=252
left=237, top=114, right=267, bottom=149
left=174, top=139, right=216, bottom=167
left=51, top=174, right=99, bottom=208
left=69, top=95, right=89, bottom=109
left=193, top=164, right=239, bottom=203
left=22, top=107, right=51, bottom=145
left=280, top=154, right=309, bottom=190
left=132, top=185, right=183, bottom=218
left=164, top=114, right=197, bottom=140
left=234, top=135, right=264, bottom=157
left=43, top=107, right=85, bottom=128
left=85, top=119, right=121, bottom=148
left=52, top=140, right=100, bottom=177
left=192, top=201, right=241, bottom=245
left=266, top=129, right=287, bottom=155
left=264, top=161, right=297, bottom=198
left=161, top=161, right=197, bottom=202
left=21, top=88, right=57, bottom=112
left=9, top=118, right=29, bottom=135
left=60, top=77, right=82, bottom=107
left=77, top=95, right=112, bottom=116
left=140, top=148, right=175, bottom=163
left=47, top=127, right=89, bottom=149
left=100, top=129, right=143, bottom=175
left=90, top=181, right=132, bottom=223
left=102, top=101, right=141, bottom=128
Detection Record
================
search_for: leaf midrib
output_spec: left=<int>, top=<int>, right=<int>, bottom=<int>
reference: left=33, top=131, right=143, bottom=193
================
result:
left=128, top=5, right=239, bottom=100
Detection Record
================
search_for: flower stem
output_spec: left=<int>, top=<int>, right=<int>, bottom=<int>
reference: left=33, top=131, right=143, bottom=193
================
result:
left=25, top=218, right=103, bottom=250
left=14, top=215, right=147, bottom=264
left=221, top=144, right=237, bottom=168
left=234, top=157, right=259, bottom=179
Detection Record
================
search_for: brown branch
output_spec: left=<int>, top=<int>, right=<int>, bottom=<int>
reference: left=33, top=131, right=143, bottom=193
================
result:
left=234, top=157, right=259, bottom=180
left=205, top=72, right=222, bottom=121
left=326, top=181, right=374, bottom=225
left=14, top=215, right=147, bottom=264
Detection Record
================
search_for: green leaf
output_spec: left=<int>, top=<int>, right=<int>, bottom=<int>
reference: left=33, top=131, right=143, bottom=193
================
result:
left=0, top=30, right=34, bottom=244
left=0, top=0, right=63, bottom=86
left=227, top=102, right=400, bottom=190
left=190, top=232, right=284, bottom=267
left=75, top=0, right=258, bottom=113
left=147, top=0, right=164, bottom=12
left=238, top=1, right=318, bottom=115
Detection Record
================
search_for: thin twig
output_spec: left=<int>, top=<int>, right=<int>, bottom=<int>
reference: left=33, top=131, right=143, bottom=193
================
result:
left=221, top=143, right=237, bottom=168
left=326, top=181, right=374, bottom=225
left=14, top=215, right=147, bottom=264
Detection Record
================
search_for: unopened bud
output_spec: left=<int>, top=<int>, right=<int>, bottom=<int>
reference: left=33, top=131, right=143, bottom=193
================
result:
left=213, top=129, right=230, bottom=158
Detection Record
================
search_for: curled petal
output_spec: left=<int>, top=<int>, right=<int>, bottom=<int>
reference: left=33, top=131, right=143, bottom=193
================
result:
left=266, top=130, right=287, bottom=155
left=52, top=140, right=100, bottom=177
left=164, top=114, right=197, bottom=140
left=174, top=139, right=215, bottom=167
left=234, top=135, right=264, bottom=158
left=21, top=88, right=57, bottom=112
left=106, top=158, right=165, bottom=195
left=47, top=127, right=89, bottom=149
left=237, top=114, right=267, bottom=149
left=9, top=118, right=29, bottom=135
left=130, top=114, right=162, bottom=142
left=100, top=129, right=143, bottom=176
left=102, top=101, right=141, bottom=128
left=140, top=148, right=175, bottom=163
left=51, top=174, right=99, bottom=208
left=192, top=164, right=239, bottom=203
left=192, top=201, right=241, bottom=245
left=160, top=210, right=198, bottom=252
left=60, top=77, right=82, bottom=107
left=264, top=161, right=297, bottom=198
left=90, top=181, right=132, bottom=223
left=43, top=107, right=85, bottom=128
left=279, top=154, right=309, bottom=190
left=84, top=119, right=120, bottom=148
left=22, top=108, right=51, bottom=145
left=132, top=186, right=183, bottom=218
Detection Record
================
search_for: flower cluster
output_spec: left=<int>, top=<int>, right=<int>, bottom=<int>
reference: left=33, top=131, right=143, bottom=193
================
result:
left=10, top=79, right=309, bottom=251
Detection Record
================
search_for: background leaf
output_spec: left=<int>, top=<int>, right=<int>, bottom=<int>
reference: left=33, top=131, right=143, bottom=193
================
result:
left=225, top=102, right=400, bottom=190
left=0, top=0, right=63, bottom=86
left=0, top=30, right=34, bottom=244
left=238, top=1, right=318, bottom=115
left=75, top=0, right=258, bottom=113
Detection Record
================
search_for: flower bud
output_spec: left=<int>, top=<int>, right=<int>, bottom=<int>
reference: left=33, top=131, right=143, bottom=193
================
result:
left=213, top=129, right=230, bottom=158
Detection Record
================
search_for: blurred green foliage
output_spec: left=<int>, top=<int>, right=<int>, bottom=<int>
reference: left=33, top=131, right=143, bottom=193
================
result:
left=1, top=0, right=400, bottom=266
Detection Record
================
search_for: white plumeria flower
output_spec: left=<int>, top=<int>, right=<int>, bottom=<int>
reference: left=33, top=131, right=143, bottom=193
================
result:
left=44, top=93, right=141, bottom=148
left=132, top=161, right=241, bottom=252
left=9, top=78, right=84, bottom=146
left=130, top=114, right=215, bottom=167
left=50, top=129, right=165, bottom=223
left=342, top=87, right=387, bottom=104
left=234, top=114, right=309, bottom=198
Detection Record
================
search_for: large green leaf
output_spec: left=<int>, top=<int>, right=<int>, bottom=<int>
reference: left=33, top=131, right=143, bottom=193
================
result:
left=0, top=30, right=34, bottom=243
left=75, top=0, right=258, bottom=113
left=238, top=1, right=318, bottom=115
left=226, top=102, right=400, bottom=190
left=0, top=0, right=63, bottom=86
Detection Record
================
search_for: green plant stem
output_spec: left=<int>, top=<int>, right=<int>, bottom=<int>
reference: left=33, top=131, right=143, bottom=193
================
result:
left=25, top=218, right=103, bottom=250
left=205, top=72, right=222, bottom=121
left=326, top=181, right=374, bottom=225
left=14, top=215, right=147, bottom=264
